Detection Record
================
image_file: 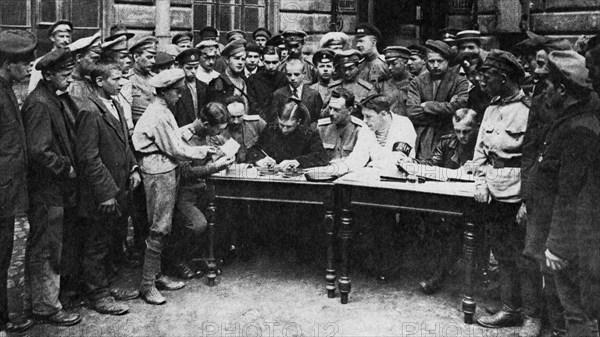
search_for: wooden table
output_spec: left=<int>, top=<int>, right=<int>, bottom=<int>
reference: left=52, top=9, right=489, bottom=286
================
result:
left=204, top=164, right=338, bottom=296
left=334, top=168, right=479, bottom=324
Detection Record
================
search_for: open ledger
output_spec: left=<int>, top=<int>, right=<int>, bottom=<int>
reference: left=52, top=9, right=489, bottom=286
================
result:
left=397, top=162, right=475, bottom=182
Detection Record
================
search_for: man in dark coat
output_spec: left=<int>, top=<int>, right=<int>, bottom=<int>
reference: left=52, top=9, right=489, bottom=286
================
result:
left=0, top=29, right=37, bottom=333
left=534, top=50, right=600, bottom=337
left=270, top=58, right=323, bottom=127
left=247, top=46, right=287, bottom=120
left=172, top=48, right=208, bottom=127
left=406, top=40, right=469, bottom=160
left=75, top=60, right=141, bottom=315
left=21, top=48, right=81, bottom=326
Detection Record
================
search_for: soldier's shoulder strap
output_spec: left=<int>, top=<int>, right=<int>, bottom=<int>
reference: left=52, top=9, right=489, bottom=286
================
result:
left=328, top=80, right=343, bottom=89
left=243, top=114, right=261, bottom=121
left=357, top=79, right=374, bottom=90
left=520, top=94, right=532, bottom=108
left=350, top=116, right=364, bottom=126
left=317, top=117, right=332, bottom=126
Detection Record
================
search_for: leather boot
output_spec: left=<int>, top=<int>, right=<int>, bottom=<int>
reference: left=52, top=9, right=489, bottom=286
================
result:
left=477, top=306, right=522, bottom=328
left=139, top=247, right=166, bottom=305
left=518, top=316, right=542, bottom=337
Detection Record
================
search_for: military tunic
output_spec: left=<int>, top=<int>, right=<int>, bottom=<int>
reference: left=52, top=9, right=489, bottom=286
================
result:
left=327, top=78, right=377, bottom=107
left=130, top=68, right=156, bottom=125
left=357, top=53, right=389, bottom=85
left=67, top=71, right=94, bottom=108
left=376, top=77, right=410, bottom=116
left=317, top=116, right=363, bottom=161
left=211, top=114, right=267, bottom=163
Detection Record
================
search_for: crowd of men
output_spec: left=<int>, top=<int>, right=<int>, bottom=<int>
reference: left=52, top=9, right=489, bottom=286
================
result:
left=1, top=18, right=599, bottom=337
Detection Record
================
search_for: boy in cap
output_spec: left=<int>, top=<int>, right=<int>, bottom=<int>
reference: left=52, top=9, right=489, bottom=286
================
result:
left=247, top=45, right=287, bottom=120
left=172, top=32, right=194, bottom=52
left=407, top=44, right=428, bottom=78
left=329, top=49, right=377, bottom=105
left=406, top=39, right=469, bottom=160
left=530, top=50, right=600, bottom=337
left=132, top=69, right=216, bottom=305
left=74, top=59, right=141, bottom=315
left=129, top=36, right=158, bottom=124
left=67, top=32, right=102, bottom=107
left=28, top=20, right=73, bottom=92
left=195, top=40, right=221, bottom=84
left=172, top=48, right=208, bottom=128
left=377, top=46, right=412, bottom=115
left=208, top=39, right=248, bottom=105
left=252, top=28, right=271, bottom=49
left=21, top=47, right=82, bottom=326
left=355, top=23, right=389, bottom=85
left=244, top=43, right=262, bottom=78
left=0, top=29, right=37, bottom=333
left=310, top=49, right=336, bottom=103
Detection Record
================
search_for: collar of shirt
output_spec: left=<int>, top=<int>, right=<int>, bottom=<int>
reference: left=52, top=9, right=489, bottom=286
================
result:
left=98, top=96, right=120, bottom=121
left=290, top=84, right=303, bottom=98
left=490, top=89, right=526, bottom=106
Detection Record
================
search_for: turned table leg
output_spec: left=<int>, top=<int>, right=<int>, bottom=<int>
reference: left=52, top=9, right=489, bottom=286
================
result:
left=462, top=219, right=476, bottom=324
left=338, top=206, right=352, bottom=304
left=206, top=184, right=218, bottom=287
left=325, top=207, right=336, bottom=298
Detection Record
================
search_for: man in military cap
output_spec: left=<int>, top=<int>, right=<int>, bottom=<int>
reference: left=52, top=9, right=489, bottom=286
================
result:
left=244, top=43, right=262, bottom=78
left=0, top=29, right=37, bottom=333
left=377, top=46, right=412, bottom=115
left=152, top=52, right=175, bottom=74
left=199, top=26, right=219, bottom=42
left=226, top=30, right=247, bottom=43
left=407, top=44, right=428, bottom=79
left=247, top=46, right=287, bottom=120
left=529, top=49, right=600, bottom=337
left=172, top=32, right=193, bottom=52
left=456, top=30, right=489, bottom=61
left=310, top=49, right=336, bottom=103
left=471, top=49, right=535, bottom=333
left=277, top=30, right=317, bottom=84
left=317, top=87, right=363, bottom=161
left=195, top=40, right=221, bottom=84
left=329, top=49, right=377, bottom=107
left=267, top=34, right=288, bottom=59
left=355, top=23, right=389, bottom=85
left=214, top=30, right=247, bottom=74
left=440, top=27, right=458, bottom=49
left=21, top=47, right=82, bottom=326
left=67, top=32, right=102, bottom=107
left=129, top=36, right=158, bottom=125
left=253, top=28, right=271, bottom=50
left=29, top=20, right=73, bottom=92
left=172, top=48, right=207, bottom=127
left=406, top=39, right=469, bottom=160
left=208, top=39, right=248, bottom=104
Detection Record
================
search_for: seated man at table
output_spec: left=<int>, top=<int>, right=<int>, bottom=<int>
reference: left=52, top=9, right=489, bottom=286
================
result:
left=342, top=94, right=417, bottom=171
left=400, top=108, right=479, bottom=294
left=247, top=99, right=328, bottom=169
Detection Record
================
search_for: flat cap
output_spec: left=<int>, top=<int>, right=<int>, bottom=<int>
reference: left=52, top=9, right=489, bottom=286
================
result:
left=334, top=49, right=362, bottom=67
left=129, top=36, right=158, bottom=53
left=355, top=23, right=381, bottom=39
left=199, top=26, right=219, bottom=40
left=195, top=40, right=219, bottom=50
left=246, top=43, right=261, bottom=54
left=313, top=49, right=335, bottom=65
left=226, top=30, right=247, bottom=42
left=149, top=68, right=185, bottom=88
left=481, top=49, right=525, bottom=79
left=101, top=35, right=128, bottom=52
left=222, top=39, right=247, bottom=57
left=106, top=23, right=135, bottom=42
left=319, top=32, right=350, bottom=49
left=425, top=39, right=453, bottom=60
left=282, top=30, right=308, bottom=44
left=175, top=48, right=201, bottom=64
left=0, top=30, right=38, bottom=60
left=36, top=47, right=75, bottom=71
left=547, top=50, right=592, bottom=90
left=155, top=51, right=175, bottom=68
left=47, top=20, right=73, bottom=37
left=441, top=32, right=457, bottom=45
left=162, top=44, right=180, bottom=57
left=172, top=32, right=193, bottom=46
left=68, top=31, right=102, bottom=55
left=456, top=30, right=481, bottom=44
left=266, top=34, right=285, bottom=47
left=383, top=46, right=411, bottom=61
left=253, top=27, right=271, bottom=40
left=408, top=44, right=427, bottom=58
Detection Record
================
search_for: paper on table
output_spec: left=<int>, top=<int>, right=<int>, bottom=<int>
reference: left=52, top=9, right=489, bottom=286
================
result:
left=220, top=138, right=241, bottom=158
left=397, top=162, right=475, bottom=182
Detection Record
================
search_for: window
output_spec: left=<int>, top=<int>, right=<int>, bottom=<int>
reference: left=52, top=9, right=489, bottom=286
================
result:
left=0, top=0, right=101, bottom=55
left=193, top=0, right=268, bottom=44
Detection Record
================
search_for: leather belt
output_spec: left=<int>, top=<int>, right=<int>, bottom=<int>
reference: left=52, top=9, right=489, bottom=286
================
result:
left=489, top=155, right=521, bottom=169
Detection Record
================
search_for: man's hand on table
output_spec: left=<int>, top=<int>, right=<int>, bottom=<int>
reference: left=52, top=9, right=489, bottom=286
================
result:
left=280, top=160, right=300, bottom=171
left=256, top=156, right=276, bottom=167
left=474, top=187, right=491, bottom=203
left=215, top=156, right=235, bottom=170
